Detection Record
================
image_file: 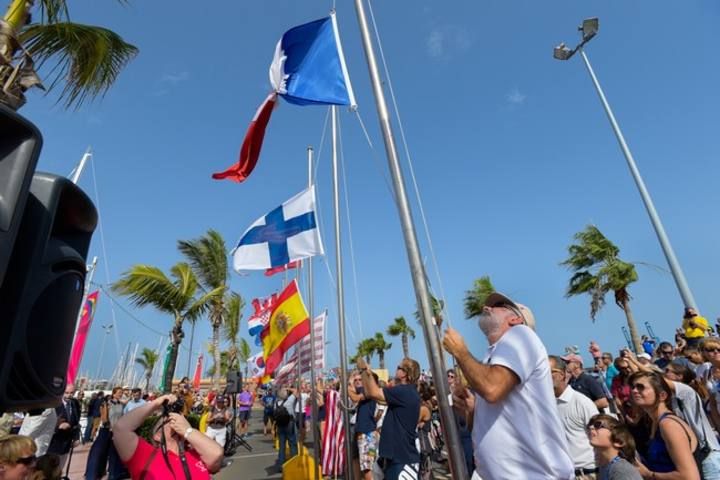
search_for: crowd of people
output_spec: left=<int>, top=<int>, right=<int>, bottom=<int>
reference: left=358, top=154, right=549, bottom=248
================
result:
left=2, top=298, right=720, bottom=480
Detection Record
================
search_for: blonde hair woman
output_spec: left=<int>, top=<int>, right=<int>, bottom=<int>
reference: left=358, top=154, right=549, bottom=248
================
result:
left=0, top=435, right=37, bottom=480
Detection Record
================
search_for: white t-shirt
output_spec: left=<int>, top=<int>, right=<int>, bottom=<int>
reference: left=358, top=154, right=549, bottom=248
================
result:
left=472, top=325, right=574, bottom=480
left=556, top=385, right=598, bottom=470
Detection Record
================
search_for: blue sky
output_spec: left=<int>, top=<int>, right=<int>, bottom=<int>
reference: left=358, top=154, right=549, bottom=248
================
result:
left=21, top=1, right=720, bottom=382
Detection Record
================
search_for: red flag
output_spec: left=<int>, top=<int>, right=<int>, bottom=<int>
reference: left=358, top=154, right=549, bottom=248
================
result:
left=193, top=354, right=203, bottom=391
left=264, top=259, right=301, bottom=277
left=212, top=93, right=277, bottom=182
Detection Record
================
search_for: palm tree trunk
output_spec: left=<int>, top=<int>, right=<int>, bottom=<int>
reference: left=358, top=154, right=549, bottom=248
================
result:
left=145, top=373, right=151, bottom=394
left=212, top=319, right=221, bottom=391
left=378, top=351, right=385, bottom=370
left=163, top=320, right=183, bottom=393
left=402, top=334, right=409, bottom=358
left=621, top=298, right=643, bottom=354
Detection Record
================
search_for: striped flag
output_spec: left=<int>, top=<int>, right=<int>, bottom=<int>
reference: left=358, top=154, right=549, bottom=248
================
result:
left=272, top=358, right=298, bottom=386
left=287, top=311, right=326, bottom=374
left=321, top=389, right=346, bottom=476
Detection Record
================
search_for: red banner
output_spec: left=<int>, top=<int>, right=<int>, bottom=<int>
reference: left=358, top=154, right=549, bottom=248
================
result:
left=66, top=291, right=99, bottom=385
left=193, top=354, right=203, bottom=391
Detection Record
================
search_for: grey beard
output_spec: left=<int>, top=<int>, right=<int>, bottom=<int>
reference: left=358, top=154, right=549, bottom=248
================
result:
left=478, top=314, right=503, bottom=338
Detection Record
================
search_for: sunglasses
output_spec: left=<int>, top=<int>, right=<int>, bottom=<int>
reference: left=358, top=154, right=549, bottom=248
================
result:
left=585, top=421, right=609, bottom=432
left=16, top=455, right=36, bottom=466
left=704, top=348, right=720, bottom=354
left=491, top=302, right=526, bottom=325
left=631, top=383, right=648, bottom=392
left=661, top=351, right=673, bottom=356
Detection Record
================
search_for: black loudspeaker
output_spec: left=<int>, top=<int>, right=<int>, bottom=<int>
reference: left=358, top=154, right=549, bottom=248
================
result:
left=226, top=371, right=243, bottom=394
left=0, top=105, right=42, bottom=287
left=0, top=172, right=98, bottom=412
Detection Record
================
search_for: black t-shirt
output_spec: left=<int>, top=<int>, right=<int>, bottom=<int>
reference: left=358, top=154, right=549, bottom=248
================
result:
left=379, top=384, right=420, bottom=464
left=571, top=372, right=606, bottom=402
left=354, top=387, right=377, bottom=434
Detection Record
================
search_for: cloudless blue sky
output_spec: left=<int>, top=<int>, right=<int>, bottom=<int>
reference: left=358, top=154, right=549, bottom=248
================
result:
left=21, top=1, right=720, bottom=382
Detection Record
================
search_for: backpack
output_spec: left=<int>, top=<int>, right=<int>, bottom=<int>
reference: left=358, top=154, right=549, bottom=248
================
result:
left=274, top=400, right=292, bottom=427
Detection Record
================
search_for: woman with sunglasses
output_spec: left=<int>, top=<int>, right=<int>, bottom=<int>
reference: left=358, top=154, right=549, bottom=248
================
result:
left=629, top=371, right=700, bottom=480
left=0, top=434, right=37, bottom=480
left=586, top=414, right=641, bottom=479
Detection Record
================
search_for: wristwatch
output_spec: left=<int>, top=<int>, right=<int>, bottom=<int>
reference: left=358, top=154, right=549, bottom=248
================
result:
left=184, top=427, right=194, bottom=440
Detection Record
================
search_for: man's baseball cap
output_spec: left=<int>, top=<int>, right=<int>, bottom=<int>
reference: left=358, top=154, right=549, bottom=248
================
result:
left=561, top=354, right=583, bottom=365
left=484, top=292, right=536, bottom=331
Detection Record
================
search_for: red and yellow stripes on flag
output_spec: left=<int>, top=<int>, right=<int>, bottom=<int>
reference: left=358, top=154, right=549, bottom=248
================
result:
left=260, top=279, right=310, bottom=376
left=66, top=291, right=100, bottom=385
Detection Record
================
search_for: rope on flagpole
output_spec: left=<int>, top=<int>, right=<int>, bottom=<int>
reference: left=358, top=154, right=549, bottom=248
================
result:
left=90, top=155, right=125, bottom=355
left=337, top=114, right=365, bottom=339
left=366, top=0, right=453, bottom=328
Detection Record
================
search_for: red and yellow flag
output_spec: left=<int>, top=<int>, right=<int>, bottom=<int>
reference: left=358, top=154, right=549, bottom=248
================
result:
left=260, top=280, right=310, bottom=375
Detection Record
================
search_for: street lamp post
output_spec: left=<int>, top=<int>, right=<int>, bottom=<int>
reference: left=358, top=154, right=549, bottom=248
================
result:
left=554, top=18, right=697, bottom=310
left=95, top=323, right=114, bottom=384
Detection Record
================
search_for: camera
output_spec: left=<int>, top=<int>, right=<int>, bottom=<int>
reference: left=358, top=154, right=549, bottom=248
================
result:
left=162, top=398, right=184, bottom=416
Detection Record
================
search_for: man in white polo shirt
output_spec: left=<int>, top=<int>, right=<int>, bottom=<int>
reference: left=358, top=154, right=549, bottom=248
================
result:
left=442, top=292, right=573, bottom=480
left=549, top=355, right=599, bottom=479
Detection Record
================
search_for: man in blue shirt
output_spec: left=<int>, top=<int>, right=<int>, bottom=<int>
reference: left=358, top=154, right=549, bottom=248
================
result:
left=357, top=356, right=420, bottom=480
left=123, top=388, right=146, bottom=415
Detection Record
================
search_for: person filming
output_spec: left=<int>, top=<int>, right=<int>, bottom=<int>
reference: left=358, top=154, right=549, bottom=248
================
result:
left=112, top=394, right=223, bottom=479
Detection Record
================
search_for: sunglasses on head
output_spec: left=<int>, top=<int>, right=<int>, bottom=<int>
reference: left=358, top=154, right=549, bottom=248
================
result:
left=16, top=455, right=36, bottom=466
left=586, top=420, right=609, bottom=432
left=397, top=365, right=408, bottom=374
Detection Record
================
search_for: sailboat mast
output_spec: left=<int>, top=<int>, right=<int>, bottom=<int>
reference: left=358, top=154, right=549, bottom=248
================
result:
left=351, top=2, right=469, bottom=478
left=69, top=147, right=92, bottom=185
left=330, top=105, right=354, bottom=479
left=307, top=146, right=320, bottom=480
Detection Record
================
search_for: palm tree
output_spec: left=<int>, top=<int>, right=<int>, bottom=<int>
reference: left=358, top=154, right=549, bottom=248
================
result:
left=562, top=225, right=642, bottom=353
left=178, top=229, right=230, bottom=392
left=0, top=0, right=137, bottom=110
left=223, top=292, right=245, bottom=371
left=205, top=344, right=231, bottom=378
left=237, top=338, right=252, bottom=378
left=135, top=348, right=159, bottom=394
left=372, top=333, right=392, bottom=370
left=356, top=339, right=375, bottom=364
left=463, top=276, right=495, bottom=319
left=386, top=316, right=415, bottom=358
left=111, top=263, right=223, bottom=392
left=414, top=295, right=445, bottom=326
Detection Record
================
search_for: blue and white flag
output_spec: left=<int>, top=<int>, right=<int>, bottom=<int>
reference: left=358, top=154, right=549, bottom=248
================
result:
left=270, top=13, right=356, bottom=107
left=232, top=186, right=324, bottom=271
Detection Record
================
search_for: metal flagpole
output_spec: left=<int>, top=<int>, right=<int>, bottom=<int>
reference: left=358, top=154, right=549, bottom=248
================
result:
left=95, top=324, right=113, bottom=383
left=331, top=105, right=354, bottom=480
left=351, top=2, right=469, bottom=478
left=307, top=146, right=321, bottom=479
left=578, top=48, right=697, bottom=309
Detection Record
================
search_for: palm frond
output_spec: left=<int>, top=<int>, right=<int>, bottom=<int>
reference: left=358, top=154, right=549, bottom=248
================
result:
left=20, top=22, right=138, bottom=108
left=111, top=265, right=179, bottom=312
left=178, top=229, right=228, bottom=290
left=185, top=286, right=224, bottom=323
left=463, top=275, right=495, bottom=319
left=238, top=338, right=251, bottom=363
left=223, top=292, right=244, bottom=344
left=37, top=0, right=69, bottom=23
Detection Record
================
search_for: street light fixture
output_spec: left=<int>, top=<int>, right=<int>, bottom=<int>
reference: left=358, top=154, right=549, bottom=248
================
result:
left=553, top=18, right=698, bottom=316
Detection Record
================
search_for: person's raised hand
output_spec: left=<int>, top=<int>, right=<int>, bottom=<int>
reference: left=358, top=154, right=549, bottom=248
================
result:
left=443, top=328, right=468, bottom=359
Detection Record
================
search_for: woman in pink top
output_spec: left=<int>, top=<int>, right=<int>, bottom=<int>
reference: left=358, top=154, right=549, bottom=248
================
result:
left=112, top=394, right=223, bottom=480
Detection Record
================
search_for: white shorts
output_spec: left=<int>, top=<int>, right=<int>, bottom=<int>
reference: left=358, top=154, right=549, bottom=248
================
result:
left=205, top=425, right=227, bottom=447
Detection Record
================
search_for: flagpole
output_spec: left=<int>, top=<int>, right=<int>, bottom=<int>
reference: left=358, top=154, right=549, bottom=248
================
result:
left=307, top=147, right=321, bottom=479
left=330, top=105, right=354, bottom=480
left=351, top=2, right=468, bottom=478
left=69, top=147, right=92, bottom=184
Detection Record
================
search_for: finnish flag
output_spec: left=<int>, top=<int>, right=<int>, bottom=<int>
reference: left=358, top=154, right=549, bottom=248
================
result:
left=232, top=186, right=324, bottom=271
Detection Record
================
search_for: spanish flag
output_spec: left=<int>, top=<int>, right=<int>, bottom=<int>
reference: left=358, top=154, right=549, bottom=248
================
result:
left=261, top=280, right=310, bottom=375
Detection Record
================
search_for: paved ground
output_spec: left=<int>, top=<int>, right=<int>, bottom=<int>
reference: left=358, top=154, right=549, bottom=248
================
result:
left=63, top=408, right=452, bottom=479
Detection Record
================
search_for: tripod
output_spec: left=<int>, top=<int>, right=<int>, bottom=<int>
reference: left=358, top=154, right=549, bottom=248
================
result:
left=224, top=393, right=252, bottom=456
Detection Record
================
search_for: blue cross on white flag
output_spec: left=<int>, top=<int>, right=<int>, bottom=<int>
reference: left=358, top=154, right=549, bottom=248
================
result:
left=232, top=186, right=324, bottom=271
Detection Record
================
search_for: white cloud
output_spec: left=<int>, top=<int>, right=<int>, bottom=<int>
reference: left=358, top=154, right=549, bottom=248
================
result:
left=159, top=71, right=189, bottom=85
left=427, top=29, right=444, bottom=58
left=426, top=26, right=474, bottom=59
left=506, top=88, right=527, bottom=106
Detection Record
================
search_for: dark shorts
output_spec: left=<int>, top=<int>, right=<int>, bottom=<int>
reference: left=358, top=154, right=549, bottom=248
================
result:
left=380, top=459, right=419, bottom=480
left=263, top=410, right=273, bottom=424
left=238, top=410, right=250, bottom=422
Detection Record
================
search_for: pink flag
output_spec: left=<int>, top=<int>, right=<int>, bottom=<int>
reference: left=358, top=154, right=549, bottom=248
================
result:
left=193, top=354, right=203, bottom=391
left=66, top=291, right=99, bottom=385
left=212, top=93, right=277, bottom=182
